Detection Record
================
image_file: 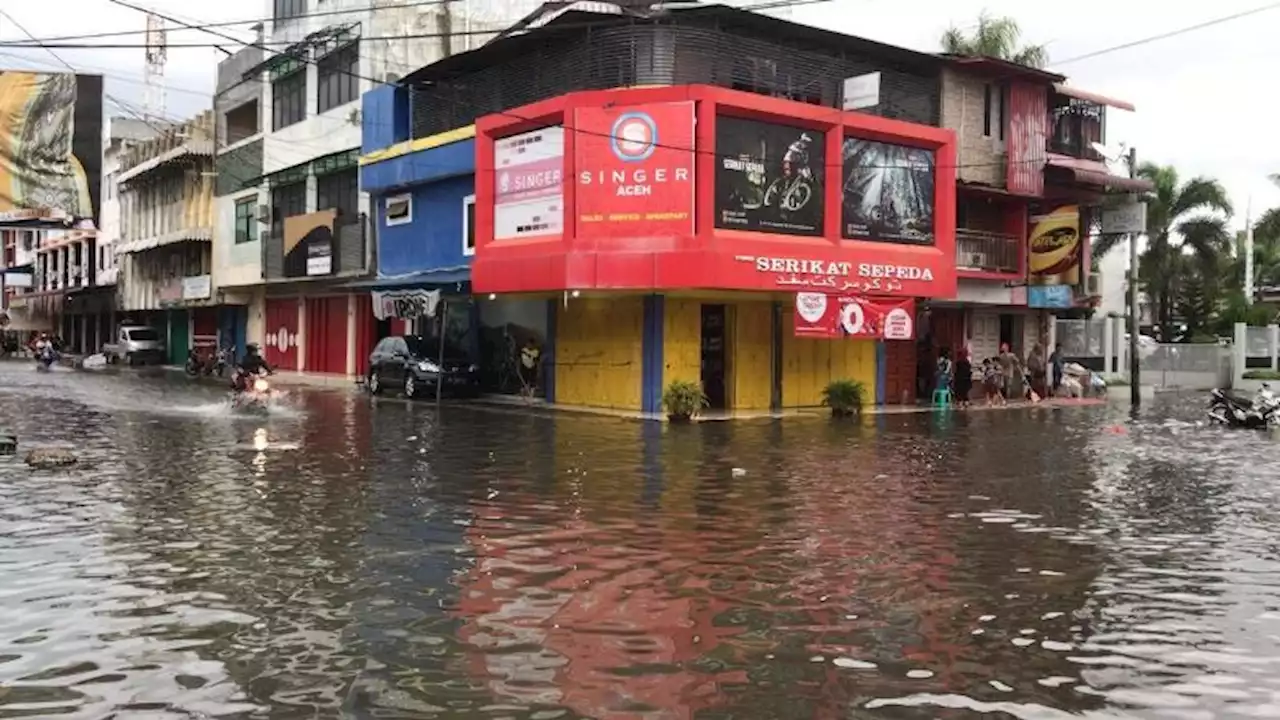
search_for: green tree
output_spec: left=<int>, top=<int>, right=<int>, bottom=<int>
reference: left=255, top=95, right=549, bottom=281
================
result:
left=1093, top=163, right=1233, bottom=341
left=940, top=12, right=1048, bottom=68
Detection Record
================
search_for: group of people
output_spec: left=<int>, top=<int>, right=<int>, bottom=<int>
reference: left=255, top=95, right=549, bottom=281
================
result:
left=936, top=342, right=1067, bottom=408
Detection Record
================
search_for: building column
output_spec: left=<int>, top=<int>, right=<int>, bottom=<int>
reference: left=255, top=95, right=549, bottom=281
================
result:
left=640, top=294, right=664, bottom=415
left=345, top=294, right=358, bottom=376
left=296, top=298, right=307, bottom=372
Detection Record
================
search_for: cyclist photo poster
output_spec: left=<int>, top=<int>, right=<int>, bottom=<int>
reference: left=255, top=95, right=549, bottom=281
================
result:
left=714, top=116, right=825, bottom=236
left=841, top=138, right=936, bottom=245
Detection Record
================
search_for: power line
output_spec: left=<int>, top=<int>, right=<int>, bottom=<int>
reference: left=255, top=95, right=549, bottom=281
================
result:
left=1052, top=1, right=1280, bottom=66
left=0, top=0, right=457, bottom=46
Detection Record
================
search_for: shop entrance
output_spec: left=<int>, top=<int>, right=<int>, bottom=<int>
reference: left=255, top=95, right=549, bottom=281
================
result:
left=700, top=304, right=728, bottom=411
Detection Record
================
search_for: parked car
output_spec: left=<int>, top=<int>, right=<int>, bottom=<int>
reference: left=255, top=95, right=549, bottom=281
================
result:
left=103, top=325, right=167, bottom=366
left=366, top=335, right=480, bottom=398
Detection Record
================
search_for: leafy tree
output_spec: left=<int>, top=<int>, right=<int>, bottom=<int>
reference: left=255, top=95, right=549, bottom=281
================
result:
left=940, top=12, right=1048, bottom=68
left=1093, top=163, right=1232, bottom=341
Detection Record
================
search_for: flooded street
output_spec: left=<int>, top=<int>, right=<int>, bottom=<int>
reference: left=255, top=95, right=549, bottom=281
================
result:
left=3, top=364, right=1280, bottom=718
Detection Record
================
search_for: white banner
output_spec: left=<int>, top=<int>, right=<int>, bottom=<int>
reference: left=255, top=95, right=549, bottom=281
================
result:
left=372, top=289, right=441, bottom=320
left=494, top=126, right=564, bottom=241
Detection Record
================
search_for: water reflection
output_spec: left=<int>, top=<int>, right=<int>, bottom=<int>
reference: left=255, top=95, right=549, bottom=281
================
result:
left=4, top=368, right=1280, bottom=717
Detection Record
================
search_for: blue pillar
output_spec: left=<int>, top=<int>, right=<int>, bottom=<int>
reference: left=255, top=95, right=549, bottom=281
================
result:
left=641, top=294, right=665, bottom=415
left=467, top=301, right=482, bottom=363
left=543, top=299, right=557, bottom=403
left=875, top=341, right=887, bottom=405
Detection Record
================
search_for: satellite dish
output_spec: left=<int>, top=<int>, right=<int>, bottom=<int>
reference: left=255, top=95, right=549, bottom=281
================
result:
left=1090, top=141, right=1127, bottom=164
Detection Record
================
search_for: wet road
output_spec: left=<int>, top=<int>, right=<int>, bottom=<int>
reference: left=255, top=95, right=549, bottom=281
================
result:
left=1, top=363, right=1279, bottom=718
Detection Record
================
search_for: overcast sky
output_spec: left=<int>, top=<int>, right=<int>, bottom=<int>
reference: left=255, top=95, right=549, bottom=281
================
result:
left=2, top=0, right=1277, bottom=228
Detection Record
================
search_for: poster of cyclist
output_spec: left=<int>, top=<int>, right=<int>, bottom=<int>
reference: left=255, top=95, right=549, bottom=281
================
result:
left=841, top=138, right=935, bottom=245
left=714, top=116, right=824, bottom=236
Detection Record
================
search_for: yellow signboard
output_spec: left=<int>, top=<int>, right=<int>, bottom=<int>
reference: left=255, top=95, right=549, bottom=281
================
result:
left=1028, top=205, right=1081, bottom=286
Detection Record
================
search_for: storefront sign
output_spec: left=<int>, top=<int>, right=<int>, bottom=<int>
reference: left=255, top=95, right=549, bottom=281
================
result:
left=794, top=293, right=916, bottom=339
left=283, top=209, right=336, bottom=279
left=181, top=274, right=211, bottom=300
left=1027, top=284, right=1073, bottom=308
left=494, top=126, right=564, bottom=240
left=841, top=137, right=936, bottom=244
left=575, top=102, right=695, bottom=237
left=740, top=254, right=934, bottom=294
left=715, top=116, right=825, bottom=236
left=306, top=242, right=333, bottom=276
left=372, top=289, right=441, bottom=320
left=1028, top=205, right=1081, bottom=286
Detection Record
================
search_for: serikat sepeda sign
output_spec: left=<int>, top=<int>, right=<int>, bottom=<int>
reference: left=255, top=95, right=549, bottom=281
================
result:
left=737, top=254, right=939, bottom=297
left=794, top=292, right=916, bottom=340
left=574, top=102, right=695, bottom=237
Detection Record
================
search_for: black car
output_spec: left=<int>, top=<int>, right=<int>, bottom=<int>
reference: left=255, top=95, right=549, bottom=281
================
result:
left=367, top=335, right=480, bottom=398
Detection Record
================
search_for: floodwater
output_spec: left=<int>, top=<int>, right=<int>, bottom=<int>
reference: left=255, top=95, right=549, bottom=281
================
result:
left=1, top=364, right=1279, bottom=719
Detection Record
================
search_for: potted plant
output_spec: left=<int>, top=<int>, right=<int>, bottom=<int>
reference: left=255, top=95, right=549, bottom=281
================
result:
left=662, top=380, right=708, bottom=423
left=821, top=378, right=866, bottom=418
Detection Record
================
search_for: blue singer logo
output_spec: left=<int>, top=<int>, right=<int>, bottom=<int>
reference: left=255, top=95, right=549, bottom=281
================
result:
left=609, top=111, right=658, bottom=163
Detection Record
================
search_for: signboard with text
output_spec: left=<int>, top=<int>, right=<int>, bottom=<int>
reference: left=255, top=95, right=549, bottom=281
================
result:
left=794, top=292, right=916, bottom=339
left=494, top=126, right=564, bottom=240
left=714, top=116, right=825, bottom=236
left=574, top=102, right=695, bottom=238
left=737, top=254, right=941, bottom=298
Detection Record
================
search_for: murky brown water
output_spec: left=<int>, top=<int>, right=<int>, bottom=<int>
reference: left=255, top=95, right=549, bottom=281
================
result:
left=1, top=363, right=1279, bottom=718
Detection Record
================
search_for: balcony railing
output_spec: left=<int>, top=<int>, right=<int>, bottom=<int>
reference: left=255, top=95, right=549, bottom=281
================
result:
left=956, top=228, right=1020, bottom=274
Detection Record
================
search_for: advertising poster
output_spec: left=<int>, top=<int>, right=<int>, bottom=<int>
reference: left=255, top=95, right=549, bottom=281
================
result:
left=282, top=209, right=336, bottom=278
left=0, top=72, right=103, bottom=227
left=793, top=293, right=916, bottom=340
left=841, top=137, right=935, bottom=244
left=494, top=126, right=564, bottom=241
left=714, top=116, right=824, bottom=236
left=1027, top=204, right=1081, bottom=286
left=574, top=102, right=695, bottom=238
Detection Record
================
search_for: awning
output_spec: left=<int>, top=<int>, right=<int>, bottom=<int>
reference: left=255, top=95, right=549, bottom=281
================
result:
left=117, top=139, right=214, bottom=185
left=1046, top=154, right=1154, bottom=193
left=341, top=267, right=471, bottom=293
left=116, top=227, right=213, bottom=254
left=1051, top=83, right=1136, bottom=112
left=2, top=264, right=32, bottom=274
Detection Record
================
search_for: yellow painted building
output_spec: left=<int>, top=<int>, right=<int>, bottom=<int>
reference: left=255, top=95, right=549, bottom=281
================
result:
left=535, top=292, right=879, bottom=416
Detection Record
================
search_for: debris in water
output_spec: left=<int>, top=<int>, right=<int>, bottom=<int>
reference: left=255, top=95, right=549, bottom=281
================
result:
left=731, top=467, right=747, bottom=478
left=0, top=431, right=15, bottom=455
left=25, top=448, right=77, bottom=468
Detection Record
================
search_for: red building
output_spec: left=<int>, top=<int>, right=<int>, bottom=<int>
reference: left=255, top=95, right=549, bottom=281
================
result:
left=471, top=85, right=958, bottom=414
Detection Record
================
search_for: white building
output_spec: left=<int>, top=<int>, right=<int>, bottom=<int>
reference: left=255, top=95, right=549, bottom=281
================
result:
left=211, top=0, right=526, bottom=374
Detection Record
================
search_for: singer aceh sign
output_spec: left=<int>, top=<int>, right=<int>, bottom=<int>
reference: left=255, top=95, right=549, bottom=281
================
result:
left=574, top=102, right=695, bottom=238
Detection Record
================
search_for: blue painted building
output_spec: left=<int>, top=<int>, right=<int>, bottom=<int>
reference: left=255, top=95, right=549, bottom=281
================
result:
left=359, top=84, right=554, bottom=397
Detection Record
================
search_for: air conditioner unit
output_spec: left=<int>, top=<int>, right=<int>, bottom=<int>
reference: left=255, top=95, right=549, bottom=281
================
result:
left=1085, top=272, right=1102, bottom=297
left=257, top=204, right=271, bottom=224
left=966, top=252, right=988, bottom=270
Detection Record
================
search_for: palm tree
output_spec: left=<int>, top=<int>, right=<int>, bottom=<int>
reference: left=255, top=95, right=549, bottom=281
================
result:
left=940, top=12, right=1048, bottom=68
left=1093, top=163, right=1232, bottom=340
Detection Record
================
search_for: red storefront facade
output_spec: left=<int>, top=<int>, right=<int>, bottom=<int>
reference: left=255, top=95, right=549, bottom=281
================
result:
left=472, top=85, right=957, bottom=299
left=469, top=85, right=957, bottom=414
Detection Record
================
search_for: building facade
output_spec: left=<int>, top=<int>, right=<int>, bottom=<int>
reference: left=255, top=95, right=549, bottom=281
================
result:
left=115, top=111, right=217, bottom=365
left=209, top=0, right=520, bottom=378
left=359, top=2, right=1145, bottom=410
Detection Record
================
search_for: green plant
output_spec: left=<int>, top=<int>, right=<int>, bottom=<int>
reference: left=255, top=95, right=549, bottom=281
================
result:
left=662, top=380, right=708, bottom=421
left=821, top=378, right=866, bottom=417
left=1243, top=369, right=1280, bottom=380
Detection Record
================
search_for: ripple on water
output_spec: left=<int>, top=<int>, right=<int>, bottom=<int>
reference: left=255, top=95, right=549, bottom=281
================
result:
left=0, top=370, right=1277, bottom=717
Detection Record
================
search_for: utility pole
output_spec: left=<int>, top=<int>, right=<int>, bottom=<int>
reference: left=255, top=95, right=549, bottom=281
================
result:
left=1128, top=146, right=1141, bottom=408
left=1245, top=196, right=1255, bottom=305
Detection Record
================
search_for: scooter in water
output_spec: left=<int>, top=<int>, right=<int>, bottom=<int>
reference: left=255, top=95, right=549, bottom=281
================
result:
left=1207, top=384, right=1280, bottom=429
left=232, top=374, right=274, bottom=412
left=34, top=346, right=58, bottom=372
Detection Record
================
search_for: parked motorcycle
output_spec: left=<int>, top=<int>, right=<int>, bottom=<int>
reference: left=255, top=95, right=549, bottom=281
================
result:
left=185, top=347, right=230, bottom=377
left=1207, top=384, right=1280, bottom=429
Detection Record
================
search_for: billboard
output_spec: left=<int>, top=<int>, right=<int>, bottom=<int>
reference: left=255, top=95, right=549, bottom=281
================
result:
left=1028, top=205, right=1081, bottom=286
left=794, top=292, right=916, bottom=339
left=841, top=137, right=935, bottom=244
left=0, top=72, right=103, bottom=227
left=714, top=115, right=824, bottom=236
left=574, top=102, right=695, bottom=238
left=493, top=126, right=563, bottom=241
left=282, top=209, right=336, bottom=278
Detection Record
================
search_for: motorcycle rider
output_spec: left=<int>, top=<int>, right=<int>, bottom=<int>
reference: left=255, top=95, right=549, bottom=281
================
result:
left=231, top=343, right=273, bottom=392
left=33, top=333, right=56, bottom=365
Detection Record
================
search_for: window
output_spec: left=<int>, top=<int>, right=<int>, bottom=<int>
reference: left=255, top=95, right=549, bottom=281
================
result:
left=105, top=173, right=114, bottom=200
left=385, top=193, right=412, bottom=226
left=272, top=70, right=306, bottom=130
left=462, top=194, right=475, bottom=256
left=316, top=168, right=358, bottom=222
left=234, top=197, right=256, bottom=244
left=982, top=83, right=1005, bottom=141
left=224, top=100, right=259, bottom=146
left=273, top=0, right=305, bottom=26
left=317, top=42, right=359, bottom=114
left=270, top=182, right=307, bottom=237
